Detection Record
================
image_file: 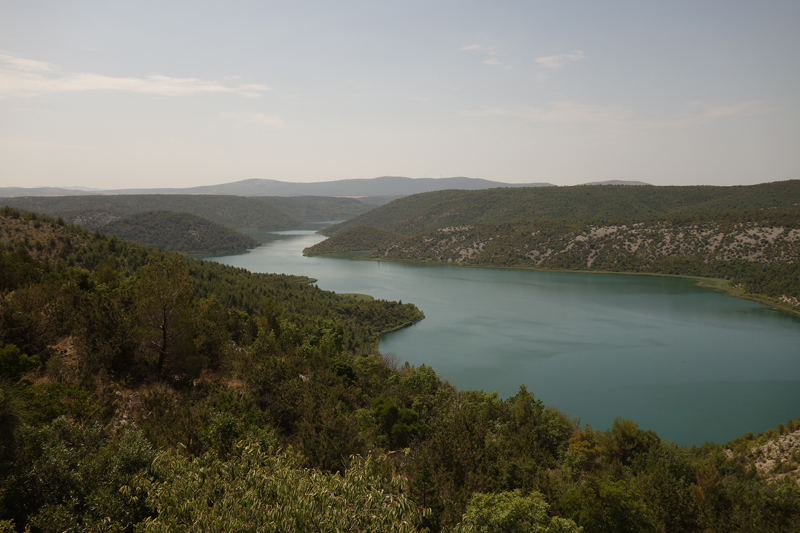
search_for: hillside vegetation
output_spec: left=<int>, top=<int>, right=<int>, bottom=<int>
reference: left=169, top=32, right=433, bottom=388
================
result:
left=0, top=194, right=377, bottom=233
left=307, top=181, right=800, bottom=313
left=320, top=181, right=800, bottom=236
left=1, top=207, right=799, bottom=532
left=101, top=210, right=260, bottom=254
left=0, top=194, right=297, bottom=231
left=304, top=226, right=405, bottom=255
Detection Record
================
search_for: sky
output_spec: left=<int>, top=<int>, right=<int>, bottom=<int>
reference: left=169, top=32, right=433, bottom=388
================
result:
left=1, top=1, right=799, bottom=189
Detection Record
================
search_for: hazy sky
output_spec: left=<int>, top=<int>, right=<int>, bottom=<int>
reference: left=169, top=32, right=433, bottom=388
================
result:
left=1, top=1, right=799, bottom=189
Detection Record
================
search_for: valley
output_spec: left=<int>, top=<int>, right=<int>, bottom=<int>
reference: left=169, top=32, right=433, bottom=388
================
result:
left=2, top=180, right=799, bottom=531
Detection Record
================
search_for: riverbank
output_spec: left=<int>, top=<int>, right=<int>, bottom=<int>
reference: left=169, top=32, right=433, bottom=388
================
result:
left=334, top=251, right=800, bottom=319
left=378, top=315, right=426, bottom=336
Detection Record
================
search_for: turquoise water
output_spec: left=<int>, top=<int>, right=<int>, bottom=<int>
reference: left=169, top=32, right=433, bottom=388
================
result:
left=202, top=230, right=800, bottom=446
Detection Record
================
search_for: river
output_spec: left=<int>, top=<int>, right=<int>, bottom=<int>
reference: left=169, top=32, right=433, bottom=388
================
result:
left=201, top=229, right=800, bottom=446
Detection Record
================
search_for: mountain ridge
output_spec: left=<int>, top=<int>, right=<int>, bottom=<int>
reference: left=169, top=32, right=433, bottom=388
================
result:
left=0, top=176, right=555, bottom=198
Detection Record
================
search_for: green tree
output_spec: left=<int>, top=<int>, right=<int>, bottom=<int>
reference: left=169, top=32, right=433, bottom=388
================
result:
left=562, top=476, right=651, bottom=533
left=0, top=380, right=28, bottom=469
left=454, top=490, right=581, bottom=533
left=371, top=397, right=427, bottom=449
left=609, top=418, right=659, bottom=466
left=2, top=419, right=155, bottom=532
left=0, top=344, right=40, bottom=382
left=134, top=257, right=194, bottom=375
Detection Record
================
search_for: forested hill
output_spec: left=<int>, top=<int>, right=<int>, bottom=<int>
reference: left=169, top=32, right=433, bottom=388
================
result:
left=2, top=207, right=800, bottom=532
left=101, top=210, right=260, bottom=254
left=0, top=194, right=297, bottom=232
left=0, top=207, right=422, bottom=351
left=0, top=194, right=375, bottom=232
left=320, top=180, right=800, bottom=236
left=307, top=181, right=800, bottom=314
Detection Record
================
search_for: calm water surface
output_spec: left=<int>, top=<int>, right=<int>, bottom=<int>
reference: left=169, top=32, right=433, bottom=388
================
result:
left=204, top=230, right=800, bottom=446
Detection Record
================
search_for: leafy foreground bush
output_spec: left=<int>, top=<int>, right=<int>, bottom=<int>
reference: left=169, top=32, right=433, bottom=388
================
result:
left=454, top=490, right=580, bottom=533
left=0, top=418, right=156, bottom=532
left=0, top=421, right=582, bottom=533
left=136, top=437, right=429, bottom=533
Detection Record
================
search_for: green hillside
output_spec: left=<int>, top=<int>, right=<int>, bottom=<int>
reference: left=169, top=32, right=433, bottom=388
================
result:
left=1, top=207, right=799, bottom=532
left=303, top=225, right=405, bottom=255
left=101, top=210, right=260, bottom=254
left=0, top=194, right=380, bottom=234
left=0, top=194, right=299, bottom=231
left=321, top=180, right=800, bottom=236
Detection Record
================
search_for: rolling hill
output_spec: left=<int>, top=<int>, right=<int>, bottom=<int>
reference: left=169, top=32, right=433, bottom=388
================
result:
left=101, top=211, right=260, bottom=254
left=318, top=180, right=800, bottom=237
left=0, top=194, right=377, bottom=234
left=0, top=195, right=298, bottom=231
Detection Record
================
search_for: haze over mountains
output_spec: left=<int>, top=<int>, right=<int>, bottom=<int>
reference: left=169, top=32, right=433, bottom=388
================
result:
left=0, top=176, right=647, bottom=199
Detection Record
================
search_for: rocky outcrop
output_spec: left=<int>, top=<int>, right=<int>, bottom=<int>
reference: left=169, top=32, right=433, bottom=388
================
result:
left=377, top=222, right=800, bottom=268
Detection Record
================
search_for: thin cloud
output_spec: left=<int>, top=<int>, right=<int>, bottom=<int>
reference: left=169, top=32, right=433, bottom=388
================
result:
left=460, top=44, right=495, bottom=53
left=461, top=100, right=773, bottom=129
left=535, top=50, right=585, bottom=69
left=221, top=112, right=288, bottom=128
left=460, top=42, right=510, bottom=68
left=0, top=51, right=268, bottom=99
left=0, top=53, right=55, bottom=72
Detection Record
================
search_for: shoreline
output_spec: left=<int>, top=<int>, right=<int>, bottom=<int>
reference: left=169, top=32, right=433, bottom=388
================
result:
left=377, top=315, right=426, bottom=337
left=310, top=250, right=800, bottom=318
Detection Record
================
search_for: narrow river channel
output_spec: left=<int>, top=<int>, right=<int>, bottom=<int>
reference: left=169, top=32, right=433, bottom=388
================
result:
left=202, top=229, right=800, bottom=446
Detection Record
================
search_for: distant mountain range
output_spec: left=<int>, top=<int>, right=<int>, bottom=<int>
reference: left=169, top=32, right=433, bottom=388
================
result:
left=0, top=186, right=92, bottom=198
left=1, top=176, right=568, bottom=198
left=580, top=180, right=650, bottom=186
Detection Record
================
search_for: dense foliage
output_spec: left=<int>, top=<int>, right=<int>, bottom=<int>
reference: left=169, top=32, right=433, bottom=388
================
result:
left=101, top=210, right=260, bottom=254
left=321, top=181, right=800, bottom=236
left=1, top=207, right=799, bottom=532
left=136, top=441, right=429, bottom=532
left=303, top=226, right=405, bottom=255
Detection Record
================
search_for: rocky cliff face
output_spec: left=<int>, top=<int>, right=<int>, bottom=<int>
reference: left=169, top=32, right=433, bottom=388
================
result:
left=378, top=222, right=800, bottom=268
left=725, top=427, right=800, bottom=486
